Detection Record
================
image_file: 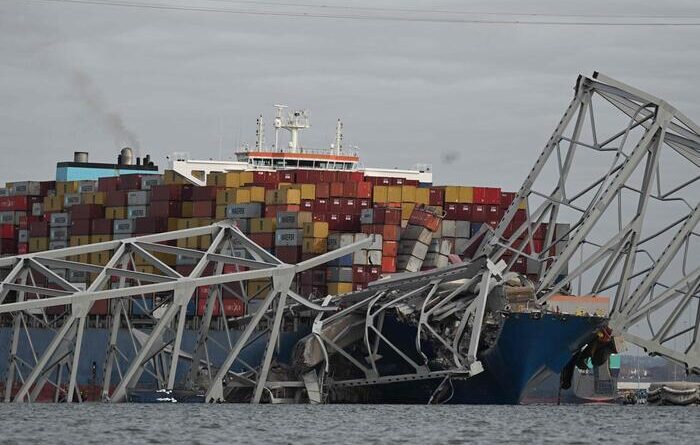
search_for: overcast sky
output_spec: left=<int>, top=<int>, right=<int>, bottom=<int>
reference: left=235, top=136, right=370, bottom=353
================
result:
left=1, top=0, right=699, bottom=190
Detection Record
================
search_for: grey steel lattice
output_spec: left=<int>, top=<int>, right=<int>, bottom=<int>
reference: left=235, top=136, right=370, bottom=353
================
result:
left=477, top=72, right=700, bottom=374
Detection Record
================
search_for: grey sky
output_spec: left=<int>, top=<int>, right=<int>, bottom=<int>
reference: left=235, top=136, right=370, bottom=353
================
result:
left=1, top=0, right=699, bottom=190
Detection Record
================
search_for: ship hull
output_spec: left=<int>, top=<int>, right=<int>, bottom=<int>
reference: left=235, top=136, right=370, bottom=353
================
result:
left=328, top=312, right=607, bottom=404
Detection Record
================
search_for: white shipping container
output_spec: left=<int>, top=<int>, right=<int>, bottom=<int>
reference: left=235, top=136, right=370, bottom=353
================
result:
left=49, top=240, right=68, bottom=250
left=360, top=209, right=374, bottom=225
left=127, top=191, right=150, bottom=206
left=226, top=203, right=262, bottom=219
left=10, top=181, right=41, bottom=196
left=78, top=180, right=97, bottom=193
left=442, top=220, right=456, bottom=238
left=455, top=221, right=471, bottom=238
left=367, top=249, right=382, bottom=265
left=397, top=254, right=423, bottom=273
left=398, top=240, right=429, bottom=259
left=32, top=202, right=43, bottom=217
left=50, top=213, right=71, bottom=227
left=113, top=219, right=135, bottom=235
left=275, top=229, right=303, bottom=246
left=127, top=205, right=148, bottom=219
left=141, top=175, right=163, bottom=190
left=402, top=225, right=433, bottom=245
left=18, top=229, right=29, bottom=243
left=64, top=193, right=81, bottom=208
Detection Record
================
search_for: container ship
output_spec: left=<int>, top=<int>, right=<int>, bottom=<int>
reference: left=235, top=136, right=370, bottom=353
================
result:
left=0, top=106, right=612, bottom=404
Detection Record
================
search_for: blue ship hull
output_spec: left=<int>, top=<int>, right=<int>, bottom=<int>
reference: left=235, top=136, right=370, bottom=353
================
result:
left=328, top=312, right=607, bottom=404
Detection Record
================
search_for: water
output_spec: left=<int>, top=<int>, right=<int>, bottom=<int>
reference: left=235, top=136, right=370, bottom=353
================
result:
left=0, top=404, right=697, bottom=444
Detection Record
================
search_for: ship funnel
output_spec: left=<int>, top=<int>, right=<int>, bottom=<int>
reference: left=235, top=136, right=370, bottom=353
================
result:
left=74, top=151, right=89, bottom=163
left=119, top=147, right=134, bottom=165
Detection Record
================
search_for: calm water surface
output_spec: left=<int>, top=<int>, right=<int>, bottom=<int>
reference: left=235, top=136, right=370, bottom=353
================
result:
left=0, top=404, right=697, bottom=444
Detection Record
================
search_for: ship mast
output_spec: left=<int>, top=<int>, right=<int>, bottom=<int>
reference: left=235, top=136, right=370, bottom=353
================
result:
left=333, top=118, right=343, bottom=155
left=273, top=104, right=309, bottom=153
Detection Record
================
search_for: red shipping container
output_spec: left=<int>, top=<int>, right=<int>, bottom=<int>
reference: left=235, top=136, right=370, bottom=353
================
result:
left=486, top=205, right=502, bottom=221
left=181, top=185, right=195, bottom=201
left=151, top=184, right=183, bottom=201
left=320, top=171, right=338, bottom=183
left=29, top=220, right=49, bottom=237
left=300, top=270, right=313, bottom=286
left=192, top=200, right=215, bottom=217
left=429, top=188, right=444, bottom=206
left=278, top=171, right=295, bottom=182
left=251, top=171, right=267, bottom=185
left=222, top=297, right=245, bottom=317
left=356, top=182, right=372, bottom=199
left=91, top=219, right=113, bottom=235
left=71, top=204, right=105, bottom=220
left=341, top=214, right=360, bottom=232
left=18, top=215, right=28, bottom=229
left=369, top=224, right=400, bottom=241
left=135, top=217, right=169, bottom=234
left=119, top=174, right=144, bottom=191
left=328, top=213, right=342, bottom=231
left=343, top=181, right=357, bottom=198
left=349, top=171, right=365, bottom=183
left=98, top=176, right=120, bottom=192
left=391, top=177, right=405, bottom=185
left=314, top=198, right=329, bottom=213
left=89, top=299, right=110, bottom=316
left=373, top=207, right=401, bottom=225
left=444, top=204, right=459, bottom=220
left=513, top=209, right=527, bottom=225
left=150, top=201, right=182, bottom=218
left=473, top=187, right=502, bottom=205
left=0, top=224, right=16, bottom=239
left=265, top=204, right=300, bottom=218
left=367, top=265, right=381, bottom=282
left=533, top=223, right=548, bottom=240
left=471, top=204, right=487, bottom=222
left=0, top=196, right=38, bottom=211
left=328, top=198, right=342, bottom=212
left=352, top=265, right=367, bottom=283
left=330, top=182, right=344, bottom=198
left=0, top=239, right=17, bottom=255
left=275, top=246, right=301, bottom=263
left=382, top=240, right=399, bottom=257
left=17, top=243, right=28, bottom=255
left=500, top=191, right=517, bottom=209
left=341, top=199, right=357, bottom=214
left=312, top=213, right=328, bottom=222
left=336, top=172, right=350, bottom=182
left=301, top=200, right=314, bottom=212
left=457, top=204, right=473, bottom=220
left=40, top=181, right=56, bottom=196
left=405, top=180, right=419, bottom=186
left=358, top=199, right=371, bottom=209
left=105, top=191, right=128, bottom=207
left=197, top=295, right=221, bottom=317
left=192, top=186, right=219, bottom=201
left=381, top=256, right=397, bottom=273
left=71, top=219, right=92, bottom=236
left=315, top=183, right=330, bottom=198
left=250, top=233, right=274, bottom=249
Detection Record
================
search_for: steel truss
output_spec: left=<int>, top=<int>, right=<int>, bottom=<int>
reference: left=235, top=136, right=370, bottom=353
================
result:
left=301, top=258, right=504, bottom=402
left=0, top=220, right=373, bottom=403
left=477, top=73, right=700, bottom=374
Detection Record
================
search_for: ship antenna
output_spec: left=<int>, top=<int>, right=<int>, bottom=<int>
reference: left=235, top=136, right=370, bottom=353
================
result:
left=334, top=118, right=343, bottom=155
left=255, top=114, right=265, bottom=151
left=273, top=104, right=286, bottom=152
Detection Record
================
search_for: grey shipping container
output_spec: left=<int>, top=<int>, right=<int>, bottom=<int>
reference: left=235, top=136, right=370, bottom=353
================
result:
left=113, top=219, right=135, bottom=235
left=327, top=266, right=353, bottom=283
left=10, top=181, right=41, bottom=196
left=398, top=240, right=429, bottom=259
left=353, top=250, right=367, bottom=265
left=0, top=188, right=9, bottom=197
left=367, top=250, right=382, bottom=265
left=0, top=211, right=18, bottom=225
left=112, top=233, right=133, bottom=240
left=397, top=255, right=423, bottom=273
left=32, top=202, right=43, bottom=217
left=232, top=218, right=249, bottom=233
left=50, top=213, right=71, bottom=227
left=402, top=225, right=433, bottom=245
left=176, top=253, right=198, bottom=266
left=442, top=220, right=456, bottom=238
left=360, top=208, right=374, bottom=225
left=64, top=193, right=81, bottom=208
left=423, top=252, right=449, bottom=269
left=276, top=212, right=303, bottom=229
left=327, top=233, right=355, bottom=250
left=49, top=227, right=69, bottom=241
left=78, top=181, right=97, bottom=193
left=49, top=241, right=68, bottom=250
left=128, top=191, right=150, bottom=206
left=127, top=205, right=148, bottom=219
left=141, top=175, right=163, bottom=190
left=455, top=221, right=471, bottom=238
left=454, top=238, right=470, bottom=255
left=67, top=270, right=89, bottom=282
left=275, top=229, right=303, bottom=246
left=226, top=203, right=262, bottom=219
left=17, top=229, right=29, bottom=243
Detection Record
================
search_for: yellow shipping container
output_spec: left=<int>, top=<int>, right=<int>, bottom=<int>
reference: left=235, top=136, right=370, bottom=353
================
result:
left=135, top=265, right=156, bottom=275
left=215, top=189, right=235, bottom=205
left=373, top=185, right=388, bottom=203
left=181, top=202, right=194, bottom=218
left=234, top=188, right=251, bottom=203
left=458, top=186, right=474, bottom=203
left=239, top=171, right=254, bottom=185
left=248, top=186, right=265, bottom=203
left=82, top=192, right=106, bottom=205
left=167, top=218, right=179, bottom=231
left=328, top=282, right=353, bottom=295
left=90, top=251, right=111, bottom=266
left=90, top=235, right=112, bottom=243
left=249, top=217, right=276, bottom=233
left=105, top=207, right=126, bottom=219
left=401, top=185, right=416, bottom=203
left=199, top=235, right=211, bottom=249
left=415, top=188, right=430, bottom=205
left=303, top=221, right=329, bottom=239
left=219, top=172, right=241, bottom=188
left=164, top=169, right=188, bottom=185
left=300, top=184, right=316, bottom=200
left=247, top=279, right=271, bottom=298
left=215, top=204, right=227, bottom=220
left=401, top=202, right=416, bottom=220
left=387, top=186, right=402, bottom=203
left=43, top=195, right=64, bottom=212
left=206, top=172, right=221, bottom=186
left=302, top=237, right=328, bottom=254
left=444, top=186, right=460, bottom=203
left=56, top=181, right=79, bottom=195
left=70, top=235, right=91, bottom=247
left=29, top=237, right=48, bottom=252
